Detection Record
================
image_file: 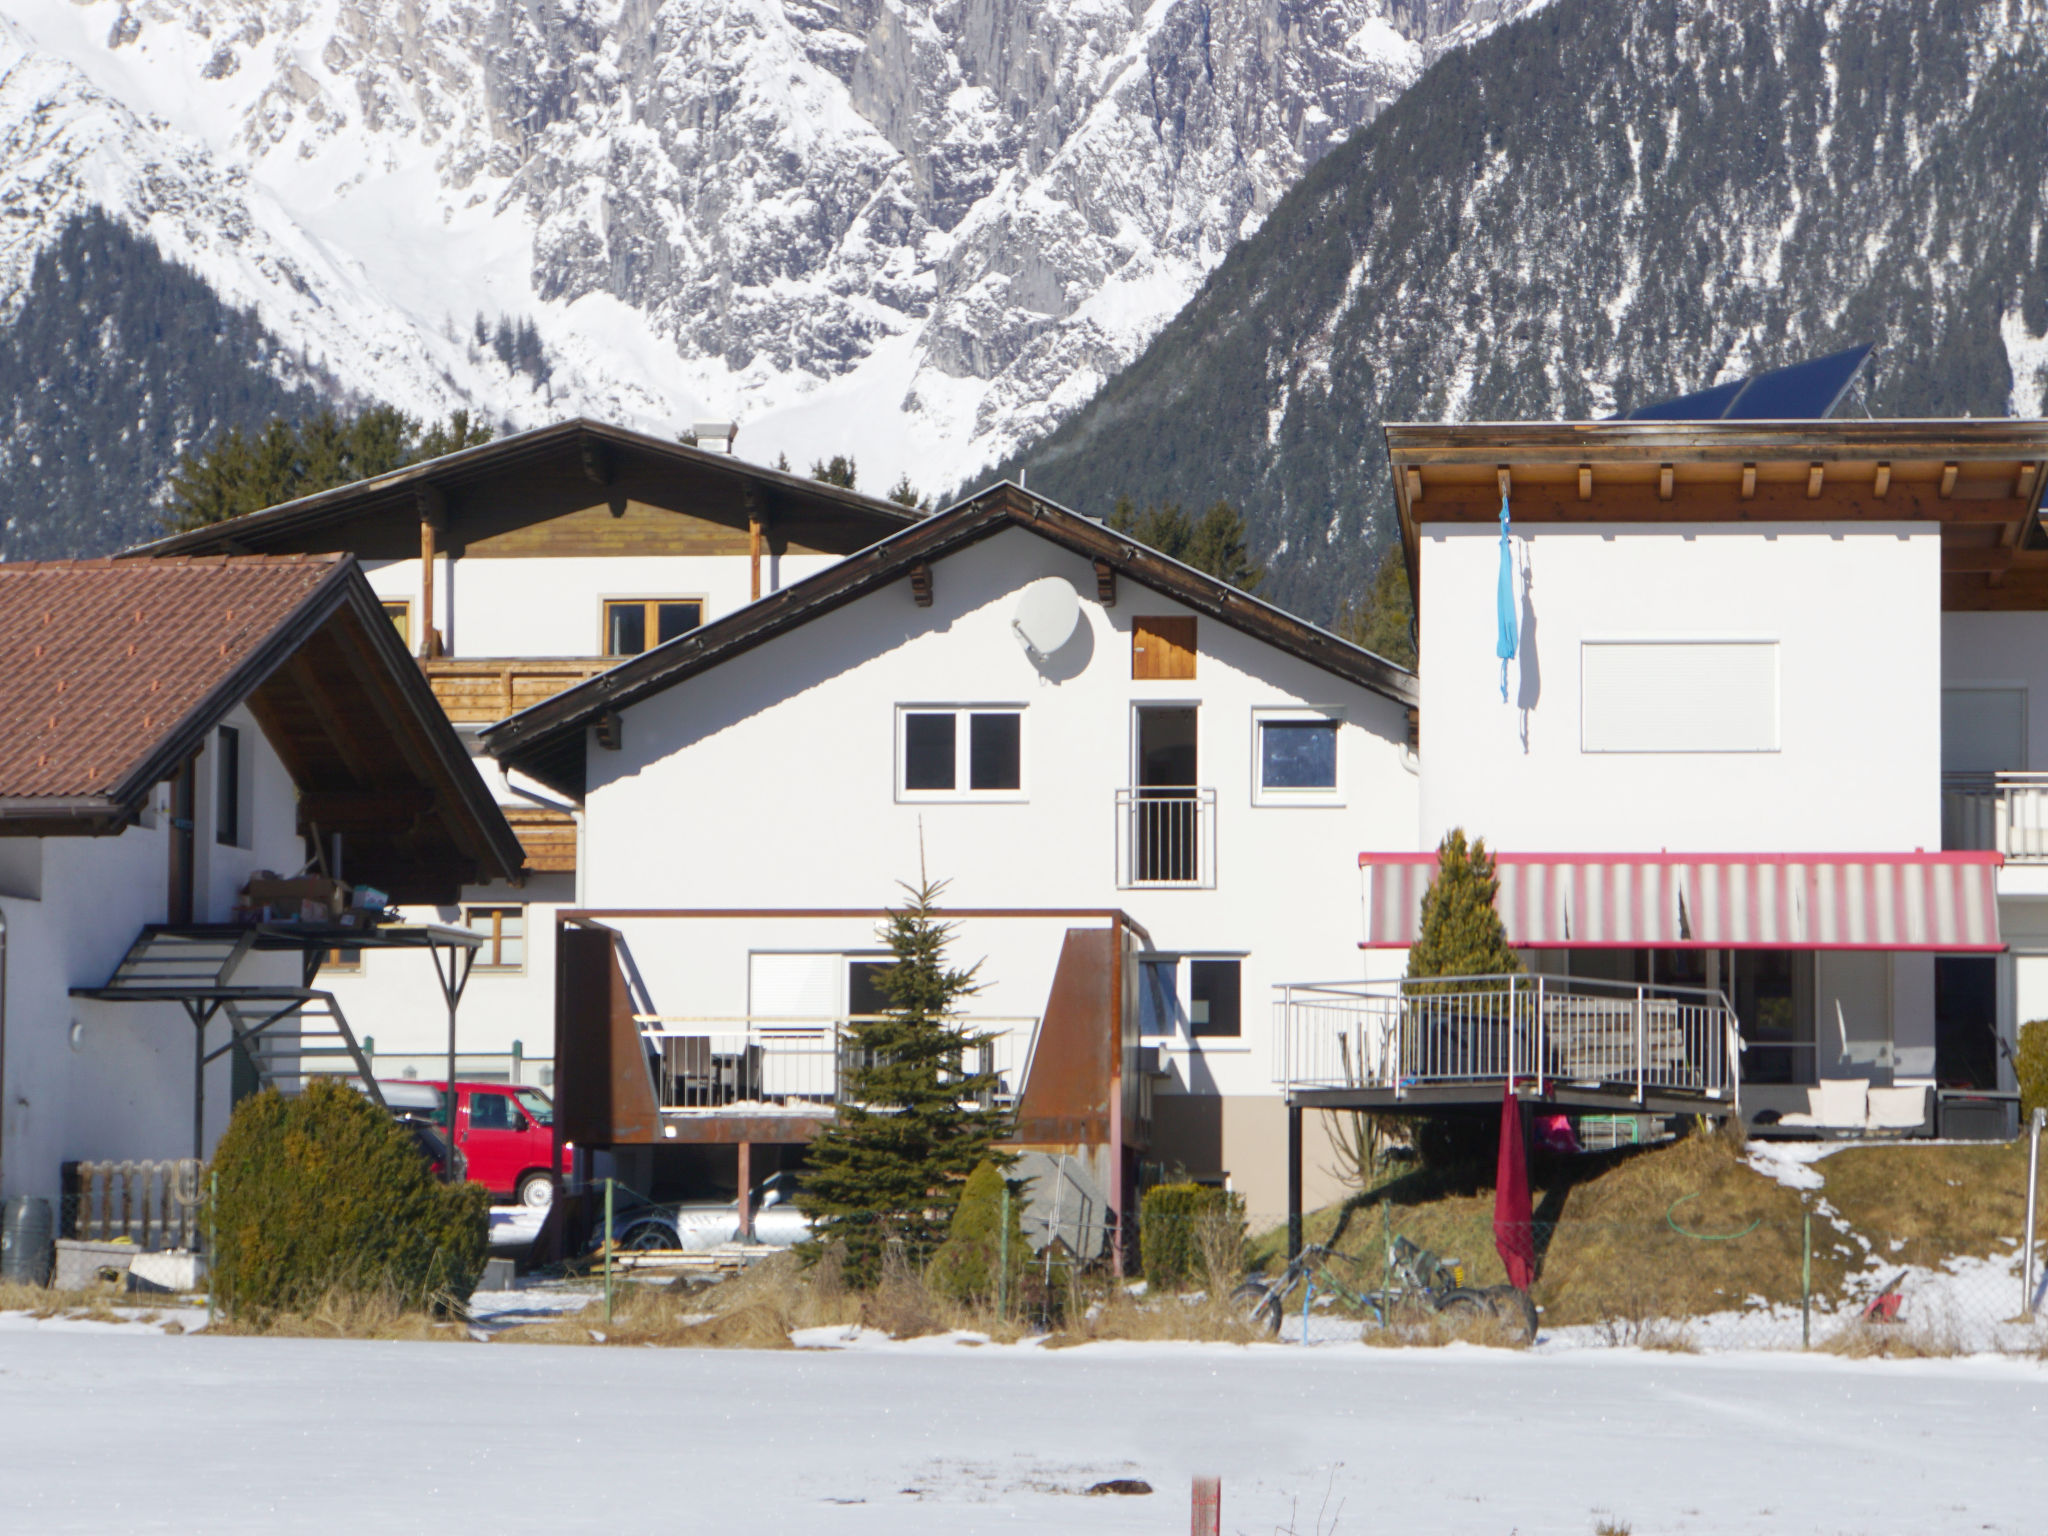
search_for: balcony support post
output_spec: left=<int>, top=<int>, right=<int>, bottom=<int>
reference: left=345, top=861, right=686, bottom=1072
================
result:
left=736, top=1139, right=753, bottom=1243
left=1286, top=1104, right=1303, bottom=1262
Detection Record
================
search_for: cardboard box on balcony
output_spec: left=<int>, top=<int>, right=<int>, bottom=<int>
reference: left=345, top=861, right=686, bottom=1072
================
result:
left=240, top=874, right=350, bottom=923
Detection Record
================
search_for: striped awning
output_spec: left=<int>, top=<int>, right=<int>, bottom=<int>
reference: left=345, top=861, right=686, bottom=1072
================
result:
left=1360, top=852, right=2004, bottom=952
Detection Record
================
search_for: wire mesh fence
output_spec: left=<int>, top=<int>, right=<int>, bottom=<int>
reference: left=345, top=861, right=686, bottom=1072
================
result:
left=1178, top=1207, right=2048, bottom=1356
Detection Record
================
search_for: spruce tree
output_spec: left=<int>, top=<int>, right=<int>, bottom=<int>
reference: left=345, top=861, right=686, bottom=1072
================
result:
left=163, top=406, right=494, bottom=529
left=1106, top=496, right=1264, bottom=592
left=800, top=880, right=1008, bottom=1286
left=1406, top=829, right=1522, bottom=983
left=1403, top=829, right=1521, bottom=1169
left=810, top=453, right=858, bottom=488
left=1335, top=546, right=1416, bottom=668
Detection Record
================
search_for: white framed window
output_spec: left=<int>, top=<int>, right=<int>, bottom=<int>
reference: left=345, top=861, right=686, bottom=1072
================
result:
left=1138, top=954, right=1246, bottom=1042
left=464, top=905, right=526, bottom=971
left=896, top=706, right=1025, bottom=800
left=1252, top=708, right=1344, bottom=805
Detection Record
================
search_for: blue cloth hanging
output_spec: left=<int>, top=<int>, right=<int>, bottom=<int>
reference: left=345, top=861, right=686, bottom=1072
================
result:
left=1495, top=490, right=1518, bottom=701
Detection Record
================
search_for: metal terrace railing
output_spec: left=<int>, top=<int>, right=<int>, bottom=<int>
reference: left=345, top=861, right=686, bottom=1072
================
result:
left=1942, top=771, right=2048, bottom=861
left=1273, top=973, right=1742, bottom=1105
left=633, top=1016, right=1041, bottom=1112
left=1115, top=787, right=1218, bottom=889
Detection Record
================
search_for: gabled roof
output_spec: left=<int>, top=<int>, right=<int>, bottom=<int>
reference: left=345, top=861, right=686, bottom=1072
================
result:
left=483, top=481, right=1419, bottom=799
left=1383, top=418, right=2048, bottom=613
left=0, top=555, right=523, bottom=900
left=127, top=418, right=919, bottom=560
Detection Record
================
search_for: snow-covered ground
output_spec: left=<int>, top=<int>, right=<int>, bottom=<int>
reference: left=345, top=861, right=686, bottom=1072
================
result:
left=0, top=1322, right=2040, bottom=1533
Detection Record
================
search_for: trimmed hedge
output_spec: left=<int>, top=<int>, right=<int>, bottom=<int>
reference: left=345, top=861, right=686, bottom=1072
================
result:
left=1140, top=1182, right=1246, bottom=1292
left=2020, top=1020, right=2048, bottom=1125
left=928, top=1160, right=1026, bottom=1305
left=210, top=1080, right=489, bottom=1318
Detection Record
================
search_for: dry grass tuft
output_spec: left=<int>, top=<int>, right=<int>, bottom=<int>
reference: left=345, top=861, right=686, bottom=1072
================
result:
left=500, top=1243, right=1047, bottom=1350
left=210, top=1284, right=473, bottom=1341
left=1356, top=1304, right=1533, bottom=1351
left=1047, top=1283, right=1268, bottom=1347
left=1593, top=1517, right=1633, bottom=1536
left=1819, top=1313, right=1966, bottom=1359
left=0, top=1281, right=138, bottom=1324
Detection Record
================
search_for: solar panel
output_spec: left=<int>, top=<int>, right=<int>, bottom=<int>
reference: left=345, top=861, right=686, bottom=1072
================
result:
left=1627, top=379, right=1746, bottom=421
left=1624, top=343, right=1873, bottom=421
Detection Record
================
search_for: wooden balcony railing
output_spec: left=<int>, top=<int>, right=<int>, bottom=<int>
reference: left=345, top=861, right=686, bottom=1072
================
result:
left=421, top=657, right=612, bottom=725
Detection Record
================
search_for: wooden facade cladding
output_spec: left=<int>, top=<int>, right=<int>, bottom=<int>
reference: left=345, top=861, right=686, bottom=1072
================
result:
left=1131, top=616, right=1197, bottom=680
left=1384, top=419, right=2048, bottom=613
left=421, top=657, right=612, bottom=724
left=502, top=804, right=577, bottom=872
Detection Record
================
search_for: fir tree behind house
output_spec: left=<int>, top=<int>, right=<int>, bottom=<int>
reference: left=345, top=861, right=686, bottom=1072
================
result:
left=800, top=880, right=1009, bottom=1286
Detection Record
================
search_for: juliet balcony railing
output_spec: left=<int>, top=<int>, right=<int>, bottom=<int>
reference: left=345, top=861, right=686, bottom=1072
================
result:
left=1273, top=973, right=1742, bottom=1106
left=1115, top=787, right=1217, bottom=889
left=633, top=1015, right=1041, bottom=1113
left=1942, top=772, right=2048, bottom=861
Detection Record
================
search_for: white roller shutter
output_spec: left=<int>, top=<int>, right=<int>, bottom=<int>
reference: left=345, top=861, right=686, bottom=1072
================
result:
left=1581, top=640, right=1779, bottom=753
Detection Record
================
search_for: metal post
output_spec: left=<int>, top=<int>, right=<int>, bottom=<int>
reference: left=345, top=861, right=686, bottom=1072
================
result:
left=193, top=1013, right=206, bottom=1163
left=2024, top=1108, right=2045, bottom=1319
left=1635, top=983, right=1646, bottom=1105
left=206, top=1169, right=217, bottom=1329
left=1286, top=1106, right=1303, bottom=1262
left=1801, top=1197, right=1812, bottom=1351
left=736, top=1140, right=753, bottom=1244
left=998, top=1183, right=1012, bottom=1322
left=603, top=1175, right=615, bottom=1326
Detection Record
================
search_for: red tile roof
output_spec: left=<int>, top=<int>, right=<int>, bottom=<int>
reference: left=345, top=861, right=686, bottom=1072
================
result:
left=0, top=555, right=342, bottom=799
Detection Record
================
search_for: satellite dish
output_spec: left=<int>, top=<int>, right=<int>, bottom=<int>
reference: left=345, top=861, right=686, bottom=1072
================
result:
left=1012, top=577, right=1081, bottom=658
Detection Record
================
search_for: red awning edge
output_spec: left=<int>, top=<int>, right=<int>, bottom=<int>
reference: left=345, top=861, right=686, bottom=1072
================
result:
left=1359, top=851, right=2005, bottom=952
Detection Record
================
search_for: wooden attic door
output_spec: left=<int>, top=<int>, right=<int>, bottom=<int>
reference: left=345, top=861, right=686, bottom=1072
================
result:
left=1132, top=616, right=1196, bottom=680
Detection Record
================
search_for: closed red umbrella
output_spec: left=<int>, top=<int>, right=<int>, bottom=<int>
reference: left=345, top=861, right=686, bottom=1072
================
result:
left=1493, top=1082, right=1536, bottom=1291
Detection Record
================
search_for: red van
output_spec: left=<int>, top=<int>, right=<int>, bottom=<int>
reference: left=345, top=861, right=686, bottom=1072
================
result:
left=378, top=1080, right=559, bottom=1208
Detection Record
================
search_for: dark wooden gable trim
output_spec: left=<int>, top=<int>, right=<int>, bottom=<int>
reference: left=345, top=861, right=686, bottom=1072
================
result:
left=484, top=482, right=1418, bottom=800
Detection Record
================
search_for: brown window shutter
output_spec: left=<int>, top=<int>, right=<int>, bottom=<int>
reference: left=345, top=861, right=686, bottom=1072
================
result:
left=1131, top=616, right=1196, bottom=680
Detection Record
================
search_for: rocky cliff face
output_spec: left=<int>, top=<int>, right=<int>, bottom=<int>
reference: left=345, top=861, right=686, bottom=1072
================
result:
left=994, top=0, right=2048, bottom=622
left=0, top=0, right=1540, bottom=518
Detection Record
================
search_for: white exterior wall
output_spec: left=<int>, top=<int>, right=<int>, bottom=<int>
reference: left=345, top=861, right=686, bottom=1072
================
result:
left=340, top=547, right=851, bottom=1072
left=362, top=554, right=842, bottom=658
left=0, top=715, right=301, bottom=1203
left=1941, top=612, right=2048, bottom=768
left=575, top=528, right=1417, bottom=1172
left=1417, top=522, right=1943, bottom=854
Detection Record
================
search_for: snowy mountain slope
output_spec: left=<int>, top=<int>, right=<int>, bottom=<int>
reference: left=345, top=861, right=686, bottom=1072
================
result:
left=993, top=0, right=2048, bottom=621
left=0, top=0, right=1541, bottom=506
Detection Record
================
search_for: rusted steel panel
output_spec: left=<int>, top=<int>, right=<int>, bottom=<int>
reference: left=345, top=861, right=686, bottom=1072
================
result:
left=554, top=924, right=660, bottom=1146
left=1010, top=928, right=1113, bottom=1147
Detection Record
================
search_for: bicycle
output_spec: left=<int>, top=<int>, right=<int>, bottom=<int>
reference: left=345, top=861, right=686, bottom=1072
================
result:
left=1234, top=1227, right=1537, bottom=1342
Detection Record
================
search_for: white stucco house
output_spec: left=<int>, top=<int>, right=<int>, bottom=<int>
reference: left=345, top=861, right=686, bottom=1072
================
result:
left=0, top=555, right=519, bottom=1212
left=1280, top=413, right=2048, bottom=1153
left=135, top=422, right=917, bottom=1091
left=481, top=482, right=1421, bottom=1226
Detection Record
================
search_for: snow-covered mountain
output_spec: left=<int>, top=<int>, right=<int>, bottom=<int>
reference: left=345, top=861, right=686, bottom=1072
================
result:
left=993, top=0, right=2048, bottom=621
left=0, top=0, right=1539, bottom=505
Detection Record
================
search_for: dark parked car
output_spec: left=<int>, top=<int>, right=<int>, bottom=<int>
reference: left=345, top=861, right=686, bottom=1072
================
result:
left=394, top=1116, right=453, bottom=1180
